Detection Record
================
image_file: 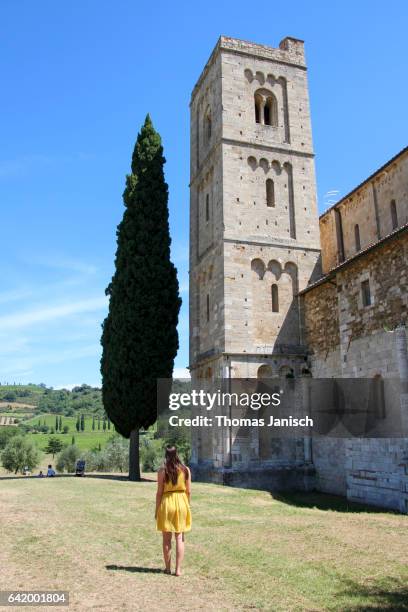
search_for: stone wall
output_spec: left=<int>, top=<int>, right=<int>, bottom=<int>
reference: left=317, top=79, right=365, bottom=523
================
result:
left=319, top=148, right=408, bottom=274
left=302, top=230, right=408, bottom=511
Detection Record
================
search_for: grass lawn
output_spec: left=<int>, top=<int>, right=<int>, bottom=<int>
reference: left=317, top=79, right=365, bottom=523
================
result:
left=0, top=476, right=407, bottom=611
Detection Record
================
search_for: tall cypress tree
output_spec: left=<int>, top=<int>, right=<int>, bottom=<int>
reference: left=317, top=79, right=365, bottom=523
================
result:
left=101, top=115, right=181, bottom=481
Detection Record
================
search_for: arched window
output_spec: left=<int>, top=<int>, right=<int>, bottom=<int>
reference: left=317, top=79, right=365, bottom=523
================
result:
left=254, top=94, right=262, bottom=124
left=206, top=115, right=212, bottom=141
left=254, top=91, right=278, bottom=126
left=354, top=224, right=361, bottom=251
left=205, top=193, right=210, bottom=222
left=264, top=96, right=278, bottom=126
left=390, top=199, right=398, bottom=229
left=204, top=108, right=212, bottom=144
left=266, top=179, right=275, bottom=207
left=271, top=284, right=279, bottom=312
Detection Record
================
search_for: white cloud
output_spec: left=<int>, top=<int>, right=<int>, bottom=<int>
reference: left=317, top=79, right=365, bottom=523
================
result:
left=0, top=288, right=33, bottom=305
left=0, top=297, right=108, bottom=331
left=23, top=253, right=98, bottom=275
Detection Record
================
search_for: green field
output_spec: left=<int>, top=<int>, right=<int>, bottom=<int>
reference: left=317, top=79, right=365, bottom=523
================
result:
left=0, top=476, right=407, bottom=610
left=26, top=431, right=113, bottom=452
left=21, top=413, right=113, bottom=451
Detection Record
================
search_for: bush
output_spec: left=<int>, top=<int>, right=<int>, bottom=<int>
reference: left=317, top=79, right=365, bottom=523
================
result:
left=1, top=436, right=41, bottom=474
left=105, top=436, right=129, bottom=472
left=82, top=449, right=109, bottom=472
left=56, top=445, right=81, bottom=473
left=140, top=437, right=163, bottom=472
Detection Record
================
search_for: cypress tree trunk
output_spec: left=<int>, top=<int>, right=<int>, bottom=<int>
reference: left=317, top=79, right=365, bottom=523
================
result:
left=129, top=428, right=140, bottom=481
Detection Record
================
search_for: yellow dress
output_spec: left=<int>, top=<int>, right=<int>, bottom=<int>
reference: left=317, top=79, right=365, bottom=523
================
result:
left=156, top=469, right=192, bottom=533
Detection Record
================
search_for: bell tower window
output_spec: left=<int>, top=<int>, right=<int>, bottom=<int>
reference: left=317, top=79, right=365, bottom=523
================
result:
left=271, top=284, right=279, bottom=312
left=390, top=200, right=398, bottom=229
left=266, top=179, right=275, bottom=207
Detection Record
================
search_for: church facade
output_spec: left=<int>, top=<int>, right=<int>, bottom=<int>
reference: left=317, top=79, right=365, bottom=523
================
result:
left=189, top=36, right=408, bottom=513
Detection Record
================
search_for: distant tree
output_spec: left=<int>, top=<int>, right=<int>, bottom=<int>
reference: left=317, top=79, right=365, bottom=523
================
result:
left=0, top=427, right=18, bottom=450
left=50, top=428, right=55, bottom=434
left=62, top=425, right=69, bottom=434
left=107, top=417, right=111, bottom=431
left=71, top=436, right=75, bottom=446
left=98, top=442, right=102, bottom=452
left=92, top=416, right=95, bottom=431
left=56, top=445, right=81, bottom=473
left=1, top=436, right=41, bottom=474
left=55, top=415, right=59, bottom=431
left=59, top=416, right=63, bottom=430
left=80, top=414, right=85, bottom=431
left=100, top=115, right=181, bottom=481
left=45, top=437, right=64, bottom=457
left=76, top=415, right=80, bottom=432
left=4, top=391, right=16, bottom=402
left=98, top=417, right=101, bottom=430
left=103, top=418, right=106, bottom=431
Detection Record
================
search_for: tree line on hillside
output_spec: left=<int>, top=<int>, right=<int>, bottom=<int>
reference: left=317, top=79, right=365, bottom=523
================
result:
left=0, top=384, right=104, bottom=416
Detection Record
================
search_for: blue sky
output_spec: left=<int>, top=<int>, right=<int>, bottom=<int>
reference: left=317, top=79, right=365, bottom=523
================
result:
left=1, top=0, right=407, bottom=388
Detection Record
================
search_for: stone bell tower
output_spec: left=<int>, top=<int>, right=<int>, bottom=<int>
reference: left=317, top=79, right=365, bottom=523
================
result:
left=189, top=36, right=321, bottom=385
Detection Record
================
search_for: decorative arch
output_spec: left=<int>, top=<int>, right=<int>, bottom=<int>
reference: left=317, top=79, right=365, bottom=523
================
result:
left=284, top=262, right=298, bottom=294
left=267, top=259, right=282, bottom=280
left=259, top=158, right=269, bottom=172
left=279, top=365, right=294, bottom=378
left=257, top=365, right=273, bottom=379
left=251, top=258, right=265, bottom=280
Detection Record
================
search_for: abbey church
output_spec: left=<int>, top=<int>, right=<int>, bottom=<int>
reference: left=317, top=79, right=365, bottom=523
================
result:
left=188, top=36, right=408, bottom=513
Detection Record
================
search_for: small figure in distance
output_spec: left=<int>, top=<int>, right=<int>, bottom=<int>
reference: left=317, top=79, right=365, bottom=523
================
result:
left=38, top=470, right=44, bottom=478
left=47, top=464, right=56, bottom=477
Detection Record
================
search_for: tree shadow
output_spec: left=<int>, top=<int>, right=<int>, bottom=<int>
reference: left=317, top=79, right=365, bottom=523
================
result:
left=336, top=576, right=408, bottom=611
left=271, top=491, right=397, bottom=514
left=0, top=473, right=155, bottom=483
left=85, top=474, right=155, bottom=483
left=106, top=564, right=165, bottom=574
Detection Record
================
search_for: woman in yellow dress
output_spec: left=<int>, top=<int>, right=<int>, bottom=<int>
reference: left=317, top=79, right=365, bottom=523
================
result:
left=155, top=446, right=192, bottom=576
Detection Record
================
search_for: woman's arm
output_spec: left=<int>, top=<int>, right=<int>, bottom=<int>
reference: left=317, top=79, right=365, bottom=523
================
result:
left=155, top=469, right=165, bottom=519
left=185, top=467, right=192, bottom=504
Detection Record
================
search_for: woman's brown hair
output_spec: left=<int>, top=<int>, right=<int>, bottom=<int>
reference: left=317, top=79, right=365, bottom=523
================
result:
left=164, top=446, right=189, bottom=485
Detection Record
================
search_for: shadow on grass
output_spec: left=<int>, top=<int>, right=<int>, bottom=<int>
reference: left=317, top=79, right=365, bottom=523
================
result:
left=106, top=564, right=164, bottom=574
left=0, top=473, right=155, bottom=483
left=337, top=576, right=408, bottom=611
left=271, top=491, right=397, bottom=514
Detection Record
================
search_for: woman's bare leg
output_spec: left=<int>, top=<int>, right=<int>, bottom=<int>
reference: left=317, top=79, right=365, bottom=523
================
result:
left=174, top=532, right=184, bottom=576
left=162, top=532, right=172, bottom=572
